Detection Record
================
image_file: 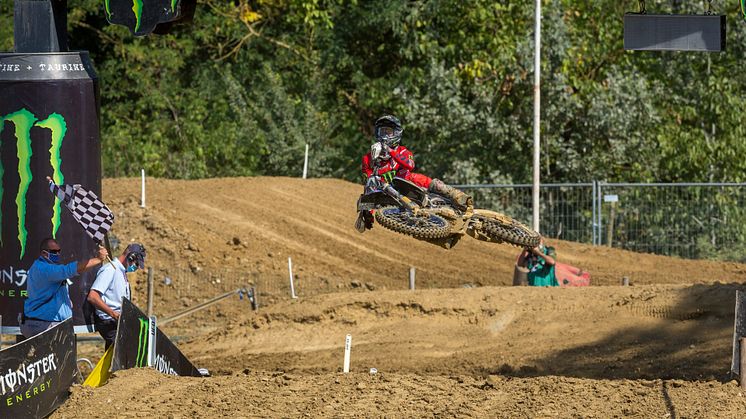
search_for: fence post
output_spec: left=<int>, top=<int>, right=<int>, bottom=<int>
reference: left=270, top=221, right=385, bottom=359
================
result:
left=140, top=168, right=146, bottom=208
left=302, top=144, right=309, bottom=179
left=250, top=287, right=258, bottom=311
left=343, top=334, right=352, bottom=373
left=622, top=276, right=629, bottom=286
left=597, top=181, right=602, bottom=245
left=592, top=180, right=597, bottom=245
left=606, top=200, right=616, bottom=247
left=146, top=267, right=154, bottom=317
left=741, top=337, right=746, bottom=389
left=288, top=257, right=297, bottom=299
left=409, top=267, right=415, bottom=290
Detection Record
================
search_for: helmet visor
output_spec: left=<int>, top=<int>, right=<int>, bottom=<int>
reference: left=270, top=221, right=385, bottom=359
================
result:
left=377, top=126, right=396, bottom=138
left=375, top=125, right=401, bottom=144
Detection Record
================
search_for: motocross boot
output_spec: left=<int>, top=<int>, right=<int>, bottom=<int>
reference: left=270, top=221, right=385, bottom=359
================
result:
left=429, top=178, right=474, bottom=214
left=354, top=210, right=374, bottom=233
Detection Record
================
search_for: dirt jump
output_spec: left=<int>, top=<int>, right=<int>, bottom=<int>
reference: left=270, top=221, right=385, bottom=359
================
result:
left=52, top=177, right=746, bottom=418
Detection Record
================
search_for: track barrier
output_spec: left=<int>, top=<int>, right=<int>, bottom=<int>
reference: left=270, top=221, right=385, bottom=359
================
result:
left=0, top=319, right=76, bottom=418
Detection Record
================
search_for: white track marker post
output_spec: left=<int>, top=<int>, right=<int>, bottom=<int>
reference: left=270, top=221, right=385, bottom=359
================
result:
left=147, top=315, right=157, bottom=367
left=140, top=169, right=146, bottom=208
left=343, top=334, right=352, bottom=373
left=302, top=143, right=309, bottom=179
left=409, top=267, right=416, bottom=290
left=288, top=257, right=298, bottom=299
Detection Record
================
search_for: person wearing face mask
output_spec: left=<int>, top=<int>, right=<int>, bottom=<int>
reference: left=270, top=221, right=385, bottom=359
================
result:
left=21, top=238, right=109, bottom=338
left=87, top=243, right=146, bottom=350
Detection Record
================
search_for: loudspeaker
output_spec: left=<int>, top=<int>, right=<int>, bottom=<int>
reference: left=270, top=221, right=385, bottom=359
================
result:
left=624, top=14, right=726, bottom=52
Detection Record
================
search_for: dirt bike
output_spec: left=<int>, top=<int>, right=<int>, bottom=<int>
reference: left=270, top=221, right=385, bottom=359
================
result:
left=355, top=175, right=541, bottom=250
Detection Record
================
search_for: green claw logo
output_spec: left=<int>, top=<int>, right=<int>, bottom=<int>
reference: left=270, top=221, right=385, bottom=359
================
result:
left=105, top=0, right=186, bottom=36
left=136, top=317, right=150, bottom=367
left=0, top=109, right=66, bottom=259
left=132, top=0, right=144, bottom=32
left=104, top=0, right=143, bottom=31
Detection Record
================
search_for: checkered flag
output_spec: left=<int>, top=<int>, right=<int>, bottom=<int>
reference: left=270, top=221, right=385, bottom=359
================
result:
left=48, top=178, right=114, bottom=244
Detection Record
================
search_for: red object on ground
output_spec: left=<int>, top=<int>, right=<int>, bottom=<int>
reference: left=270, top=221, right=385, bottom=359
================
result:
left=555, top=262, right=591, bottom=287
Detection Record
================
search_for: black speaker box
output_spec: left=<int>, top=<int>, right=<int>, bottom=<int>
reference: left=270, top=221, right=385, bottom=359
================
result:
left=624, top=14, right=725, bottom=52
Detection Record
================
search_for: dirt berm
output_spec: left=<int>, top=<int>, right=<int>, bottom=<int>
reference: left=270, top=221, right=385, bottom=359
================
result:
left=51, top=177, right=746, bottom=418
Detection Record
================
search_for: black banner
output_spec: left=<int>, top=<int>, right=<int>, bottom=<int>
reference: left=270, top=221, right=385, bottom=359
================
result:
left=0, top=52, right=102, bottom=333
left=112, top=298, right=202, bottom=377
left=105, top=0, right=196, bottom=36
left=0, top=318, right=76, bottom=418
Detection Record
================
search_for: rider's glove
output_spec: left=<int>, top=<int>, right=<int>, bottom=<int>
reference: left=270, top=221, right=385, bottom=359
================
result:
left=371, top=142, right=391, bottom=162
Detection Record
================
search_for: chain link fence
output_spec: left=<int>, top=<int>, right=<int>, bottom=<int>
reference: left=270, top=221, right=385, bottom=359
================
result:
left=458, top=182, right=746, bottom=262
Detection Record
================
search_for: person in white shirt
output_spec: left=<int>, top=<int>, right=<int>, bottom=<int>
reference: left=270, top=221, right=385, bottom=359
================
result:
left=87, top=243, right=146, bottom=349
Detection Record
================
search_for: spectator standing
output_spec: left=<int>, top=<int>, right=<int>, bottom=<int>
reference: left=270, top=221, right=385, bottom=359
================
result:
left=87, top=243, right=146, bottom=350
left=21, top=238, right=108, bottom=338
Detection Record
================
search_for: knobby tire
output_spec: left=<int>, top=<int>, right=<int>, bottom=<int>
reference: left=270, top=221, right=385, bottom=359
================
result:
left=477, top=215, right=541, bottom=248
left=374, top=206, right=451, bottom=239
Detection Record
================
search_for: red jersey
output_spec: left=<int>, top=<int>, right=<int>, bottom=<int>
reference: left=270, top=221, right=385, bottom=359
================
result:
left=361, top=145, right=432, bottom=189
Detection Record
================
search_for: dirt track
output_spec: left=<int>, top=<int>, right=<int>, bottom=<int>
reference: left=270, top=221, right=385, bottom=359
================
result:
left=53, top=177, right=746, bottom=418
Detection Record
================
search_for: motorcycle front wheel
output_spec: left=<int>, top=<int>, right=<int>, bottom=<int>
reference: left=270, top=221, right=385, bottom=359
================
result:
left=374, top=206, right=452, bottom=239
left=472, top=211, right=541, bottom=248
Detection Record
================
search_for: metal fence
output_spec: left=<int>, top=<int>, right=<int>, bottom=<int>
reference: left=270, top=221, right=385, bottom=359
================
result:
left=145, top=262, right=363, bottom=318
left=458, top=182, right=746, bottom=262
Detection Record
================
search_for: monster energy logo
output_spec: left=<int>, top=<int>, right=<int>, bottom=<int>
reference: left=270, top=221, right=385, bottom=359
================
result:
left=381, top=170, right=395, bottom=183
left=0, top=109, right=66, bottom=259
left=104, top=0, right=178, bottom=32
left=136, top=317, right=150, bottom=367
left=132, top=0, right=144, bottom=31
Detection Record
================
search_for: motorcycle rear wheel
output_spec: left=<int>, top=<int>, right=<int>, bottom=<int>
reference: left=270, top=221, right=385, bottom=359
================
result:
left=374, top=206, right=452, bottom=239
left=474, top=213, right=541, bottom=248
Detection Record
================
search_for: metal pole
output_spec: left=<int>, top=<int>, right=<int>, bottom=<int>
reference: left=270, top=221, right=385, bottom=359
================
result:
left=531, top=0, right=542, bottom=233
left=250, top=286, right=258, bottom=311
left=596, top=182, right=604, bottom=246
left=160, top=289, right=240, bottom=326
left=409, top=267, right=415, bottom=290
left=592, top=181, right=597, bottom=245
left=146, top=267, right=154, bottom=318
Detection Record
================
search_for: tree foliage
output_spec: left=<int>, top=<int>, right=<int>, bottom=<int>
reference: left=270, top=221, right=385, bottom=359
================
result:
left=0, top=0, right=745, bottom=183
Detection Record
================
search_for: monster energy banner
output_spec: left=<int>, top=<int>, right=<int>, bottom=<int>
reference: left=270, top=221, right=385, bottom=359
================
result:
left=112, top=298, right=202, bottom=377
left=0, top=52, right=101, bottom=333
left=0, top=318, right=76, bottom=418
left=105, top=0, right=196, bottom=36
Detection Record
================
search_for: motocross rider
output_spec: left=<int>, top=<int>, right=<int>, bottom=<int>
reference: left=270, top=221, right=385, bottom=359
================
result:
left=356, top=115, right=473, bottom=231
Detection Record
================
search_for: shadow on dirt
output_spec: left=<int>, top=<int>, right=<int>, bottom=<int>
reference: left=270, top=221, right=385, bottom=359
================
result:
left=485, top=283, right=746, bottom=382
